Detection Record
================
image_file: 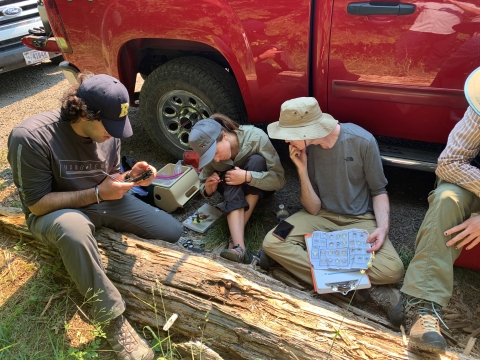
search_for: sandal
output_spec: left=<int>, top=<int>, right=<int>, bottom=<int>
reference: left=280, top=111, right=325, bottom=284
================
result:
left=220, top=244, right=245, bottom=263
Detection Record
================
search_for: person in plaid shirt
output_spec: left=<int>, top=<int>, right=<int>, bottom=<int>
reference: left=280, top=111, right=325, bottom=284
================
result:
left=401, top=66, right=480, bottom=353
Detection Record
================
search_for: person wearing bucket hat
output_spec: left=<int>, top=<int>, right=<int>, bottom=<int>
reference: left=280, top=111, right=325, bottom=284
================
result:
left=262, top=97, right=406, bottom=327
left=189, top=113, right=285, bottom=263
left=399, top=67, right=480, bottom=353
left=7, top=73, right=183, bottom=360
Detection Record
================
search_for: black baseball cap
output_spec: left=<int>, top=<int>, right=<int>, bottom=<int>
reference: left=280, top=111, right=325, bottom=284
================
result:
left=77, top=74, right=133, bottom=139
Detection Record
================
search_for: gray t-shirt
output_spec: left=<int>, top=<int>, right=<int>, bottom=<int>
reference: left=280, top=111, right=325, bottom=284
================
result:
left=7, top=110, right=120, bottom=215
left=307, top=123, right=387, bottom=215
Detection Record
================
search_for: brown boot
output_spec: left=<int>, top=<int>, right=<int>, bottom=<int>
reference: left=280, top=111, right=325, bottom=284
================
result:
left=367, top=284, right=405, bottom=327
left=105, top=314, right=154, bottom=360
left=407, top=298, right=447, bottom=353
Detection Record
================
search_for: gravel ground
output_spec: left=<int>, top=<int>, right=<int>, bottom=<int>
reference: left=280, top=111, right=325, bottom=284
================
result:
left=0, top=61, right=435, bottom=254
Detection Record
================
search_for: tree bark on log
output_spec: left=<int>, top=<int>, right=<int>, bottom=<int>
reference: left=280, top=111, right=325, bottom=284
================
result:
left=0, top=211, right=466, bottom=360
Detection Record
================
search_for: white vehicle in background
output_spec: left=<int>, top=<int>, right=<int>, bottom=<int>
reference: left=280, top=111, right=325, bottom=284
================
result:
left=0, top=0, right=60, bottom=74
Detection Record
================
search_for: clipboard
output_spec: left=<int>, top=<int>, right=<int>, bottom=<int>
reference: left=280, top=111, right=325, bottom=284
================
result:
left=305, top=234, right=371, bottom=295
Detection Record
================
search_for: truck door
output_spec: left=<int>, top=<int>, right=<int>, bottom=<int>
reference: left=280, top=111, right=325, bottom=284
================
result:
left=326, top=0, right=476, bottom=144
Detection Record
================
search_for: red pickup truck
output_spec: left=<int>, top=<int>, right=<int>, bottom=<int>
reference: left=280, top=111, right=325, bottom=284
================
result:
left=24, top=0, right=479, bottom=170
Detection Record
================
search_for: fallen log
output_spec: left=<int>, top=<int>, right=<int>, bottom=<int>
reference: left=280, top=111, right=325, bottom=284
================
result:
left=0, top=210, right=467, bottom=360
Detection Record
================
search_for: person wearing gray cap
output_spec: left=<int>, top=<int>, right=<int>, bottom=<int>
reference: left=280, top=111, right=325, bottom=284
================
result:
left=7, top=73, right=182, bottom=360
left=189, top=113, right=285, bottom=263
left=262, top=97, right=405, bottom=328
left=400, top=67, right=480, bottom=353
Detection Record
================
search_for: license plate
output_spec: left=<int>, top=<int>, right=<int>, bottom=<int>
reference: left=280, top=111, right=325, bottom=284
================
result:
left=23, top=50, right=50, bottom=65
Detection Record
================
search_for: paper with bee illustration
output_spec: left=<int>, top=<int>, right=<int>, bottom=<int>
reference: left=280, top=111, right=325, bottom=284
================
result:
left=309, top=229, right=372, bottom=270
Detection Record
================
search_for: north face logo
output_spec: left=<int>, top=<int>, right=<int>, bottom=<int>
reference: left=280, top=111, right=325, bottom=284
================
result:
left=345, top=157, right=354, bottom=161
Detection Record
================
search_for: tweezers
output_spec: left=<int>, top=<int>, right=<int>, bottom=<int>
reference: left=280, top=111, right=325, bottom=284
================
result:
left=101, top=171, right=125, bottom=182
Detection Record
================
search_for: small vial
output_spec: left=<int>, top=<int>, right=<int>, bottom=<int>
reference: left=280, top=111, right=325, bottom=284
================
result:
left=276, top=204, right=289, bottom=222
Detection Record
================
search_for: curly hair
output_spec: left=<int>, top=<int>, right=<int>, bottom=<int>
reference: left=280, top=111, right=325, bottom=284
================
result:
left=59, top=72, right=100, bottom=123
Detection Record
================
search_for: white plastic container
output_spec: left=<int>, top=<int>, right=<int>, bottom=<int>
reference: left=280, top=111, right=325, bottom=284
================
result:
left=150, top=164, right=199, bottom=213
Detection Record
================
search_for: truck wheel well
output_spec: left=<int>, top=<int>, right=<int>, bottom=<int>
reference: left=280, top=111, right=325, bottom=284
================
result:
left=138, top=48, right=230, bottom=77
left=118, top=38, right=234, bottom=91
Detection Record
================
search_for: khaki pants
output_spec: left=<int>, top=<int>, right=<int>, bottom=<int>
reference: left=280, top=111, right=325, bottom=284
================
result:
left=263, top=209, right=404, bottom=285
left=401, top=179, right=480, bottom=307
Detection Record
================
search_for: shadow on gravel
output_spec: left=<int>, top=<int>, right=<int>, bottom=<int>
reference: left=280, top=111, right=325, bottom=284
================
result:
left=0, top=62, right=65, bottom=108
left=385, top=166, right=436, bottom=250
left=385, top=166, right=436, bottom=204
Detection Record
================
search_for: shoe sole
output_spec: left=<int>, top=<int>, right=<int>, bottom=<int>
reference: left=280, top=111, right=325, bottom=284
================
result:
left=409, top=342, right=446, bottom=354
left=220, top=250, right=242, bottom=263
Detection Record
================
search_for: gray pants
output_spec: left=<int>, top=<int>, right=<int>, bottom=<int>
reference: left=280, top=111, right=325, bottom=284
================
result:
left=26, top=193, right=182, bottom=320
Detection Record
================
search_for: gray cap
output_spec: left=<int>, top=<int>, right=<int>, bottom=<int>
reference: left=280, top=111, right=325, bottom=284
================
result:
left=188, top=119, right=222, bottom=168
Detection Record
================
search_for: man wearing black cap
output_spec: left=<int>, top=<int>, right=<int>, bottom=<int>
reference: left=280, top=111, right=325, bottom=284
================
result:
left=7, top=73, right=182, bottom=360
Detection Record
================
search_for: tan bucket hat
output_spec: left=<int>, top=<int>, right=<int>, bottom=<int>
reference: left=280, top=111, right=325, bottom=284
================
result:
left=267, top=97, right=338, bottom=140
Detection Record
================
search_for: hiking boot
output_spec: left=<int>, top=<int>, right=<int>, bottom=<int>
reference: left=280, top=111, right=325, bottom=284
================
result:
left=220, top=244, right=246, bottom=263
left=407, top=298, right=447, bottom=353
left=258, top=250, right=275, bottom=271
left=368, top=284, right=405, bottom=327
left=105, top=314, right=154, bottom=360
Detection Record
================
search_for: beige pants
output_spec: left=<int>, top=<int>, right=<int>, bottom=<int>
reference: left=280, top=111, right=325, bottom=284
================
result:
left=263, top=209, right=405, bottom=285
left=401, top=179, right=480, bottom=307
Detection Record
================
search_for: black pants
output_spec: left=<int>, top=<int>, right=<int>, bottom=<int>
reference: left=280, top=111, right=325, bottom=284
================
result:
left=217, top=154, right=272, bottom=214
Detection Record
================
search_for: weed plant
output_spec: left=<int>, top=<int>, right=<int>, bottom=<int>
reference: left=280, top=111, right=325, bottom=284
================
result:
left=398, top=245, right=415, bottom=272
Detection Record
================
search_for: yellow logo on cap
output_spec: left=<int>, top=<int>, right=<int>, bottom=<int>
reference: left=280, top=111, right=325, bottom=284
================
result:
left=120, top=103, right=129, bottom=117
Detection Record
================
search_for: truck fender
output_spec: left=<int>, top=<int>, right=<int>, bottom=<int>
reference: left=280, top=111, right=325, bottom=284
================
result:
left=99, top=0, right=260, bottom=119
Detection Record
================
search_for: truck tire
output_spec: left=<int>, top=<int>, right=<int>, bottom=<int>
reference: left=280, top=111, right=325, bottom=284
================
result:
left=140, top=56, right=247, bottom=159
left=49, top=54, right=64, bottom=65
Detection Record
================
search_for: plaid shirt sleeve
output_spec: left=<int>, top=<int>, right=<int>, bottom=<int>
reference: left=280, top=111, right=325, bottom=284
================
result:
left=436, top=107, right=480, bottom=197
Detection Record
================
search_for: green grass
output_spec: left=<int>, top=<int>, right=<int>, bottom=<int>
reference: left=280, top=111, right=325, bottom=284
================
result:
left=0, top=239, right=115, bottom=360
left=397, top=245, right=415, bottom=272
left=0, top=262, right=72, bottom=359
left=0, top=238, right=215, bottom=360
left=0, top=181, right=8, bottom=192
left=9, top=201, right=21, bottom=208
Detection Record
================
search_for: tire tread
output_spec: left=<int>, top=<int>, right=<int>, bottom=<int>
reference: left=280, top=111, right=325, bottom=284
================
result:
left=140, top=57, right=247, bottom=158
